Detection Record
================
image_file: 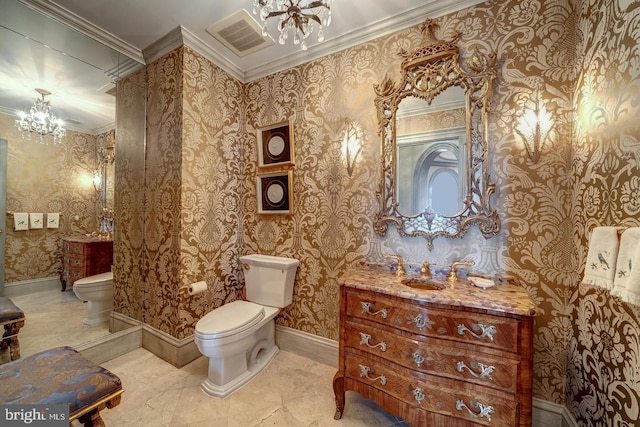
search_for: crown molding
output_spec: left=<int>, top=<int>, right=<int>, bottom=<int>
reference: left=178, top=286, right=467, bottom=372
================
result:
left=141, top=26, right=245, bottom=82
left=20, top=0, right=486, bottom=84
left=242, top=0, right=487, bottom=82
left=19, top=0, right=144, bottom=64
left=180, top=27, right=245, bottom=82
left=141, top=26, right=183, bottom=65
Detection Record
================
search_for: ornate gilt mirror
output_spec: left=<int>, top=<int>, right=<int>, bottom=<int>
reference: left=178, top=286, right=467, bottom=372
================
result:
left=373, top=19, right=499, bottom=249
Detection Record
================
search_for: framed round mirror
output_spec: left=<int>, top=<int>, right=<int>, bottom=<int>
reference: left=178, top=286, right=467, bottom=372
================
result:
left=373, top=19, right=500, bottom=249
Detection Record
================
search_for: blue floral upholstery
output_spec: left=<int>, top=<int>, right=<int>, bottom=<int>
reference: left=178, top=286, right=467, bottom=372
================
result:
left=0, top=297, right=25, bottom=364
left=0, top=346, right=122, bottom=418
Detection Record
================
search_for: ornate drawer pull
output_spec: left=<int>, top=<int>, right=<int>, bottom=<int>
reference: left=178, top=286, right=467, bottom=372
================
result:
left=360, top=302, right=387, bottom=319
left=412, top=387, right=425, bottom=404
left=456, top=361, right=495, bottom=380
left=359, top=365, right=386, bottom=385
left=359, top=333, right=387, bottom=352
left=412, top=350, right=425, bottom=367
left=456, top=399, right=494, bottom=422
left=457, top=323, right=497, bottom=341
left=407, top=313, right=432, bottom=330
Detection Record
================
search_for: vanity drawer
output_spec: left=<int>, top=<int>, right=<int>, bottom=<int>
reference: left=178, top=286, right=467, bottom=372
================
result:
left=63, top=241, right=84, bottom=255
left=346, top=291, right=521, bottom=353
left=344, top=320, right=519, bottom=393
left=66, top=268, right=85, bottom=285
left=345, top=352, right=518, bottom=427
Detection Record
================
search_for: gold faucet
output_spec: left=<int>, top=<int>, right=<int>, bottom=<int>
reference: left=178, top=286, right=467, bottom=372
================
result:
left=447, top=260, right=475, bottom=283
left=383, top=254, right=406, bottom=276
left=420, top=262, right=432, bottom=279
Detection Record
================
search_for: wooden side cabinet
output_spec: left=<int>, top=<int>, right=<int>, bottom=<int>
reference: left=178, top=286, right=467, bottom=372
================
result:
left=61, top=236, right=113, bottom=291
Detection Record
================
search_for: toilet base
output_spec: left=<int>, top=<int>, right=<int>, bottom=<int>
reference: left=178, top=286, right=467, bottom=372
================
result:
left=82, top=300, right=113, bottom=326
left=201, top=345, right=278, bottom=398
left=199, top=319, right=279, bottom=398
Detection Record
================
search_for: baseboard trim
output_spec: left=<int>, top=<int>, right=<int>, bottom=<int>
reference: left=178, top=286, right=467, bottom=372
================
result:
left=274, top=324, right=338, bottom=368
left=75, top=324, right=142, bottom=365
left=4, top=277, right=60, bottom=297
left=533, top=397, right=578, bottom=427
left=141, top=323, right=200, bottom=368
left=109, top=312, right=201, bottom=367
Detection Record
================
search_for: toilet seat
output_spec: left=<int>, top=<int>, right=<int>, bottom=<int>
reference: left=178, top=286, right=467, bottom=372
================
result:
left=74, top=271, right=113, bottom=288
left=196, top=301, right=265, bottom=340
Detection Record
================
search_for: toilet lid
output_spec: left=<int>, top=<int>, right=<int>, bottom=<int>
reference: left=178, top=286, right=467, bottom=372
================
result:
left=195, top=300, right=265, bottom=339
left=74, top=271, right=113, bottom=285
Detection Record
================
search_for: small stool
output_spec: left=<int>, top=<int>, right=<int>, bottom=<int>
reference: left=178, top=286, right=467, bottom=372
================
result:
left=0, top=346, right=123, bottom=426
left=0, top=296, right=25, bottom=364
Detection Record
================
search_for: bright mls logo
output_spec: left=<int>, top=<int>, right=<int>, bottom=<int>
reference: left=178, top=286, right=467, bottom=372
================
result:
left=1, top=405, right=68, bottom=426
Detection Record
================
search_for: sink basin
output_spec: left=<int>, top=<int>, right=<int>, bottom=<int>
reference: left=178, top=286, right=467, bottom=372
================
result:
left=401, top=278, right=446, bottom=291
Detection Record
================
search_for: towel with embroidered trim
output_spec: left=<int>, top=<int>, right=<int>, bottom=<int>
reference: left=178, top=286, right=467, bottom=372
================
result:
left=611, top=228, right=640, bottom=306
left=583, top=226, right=622, bottom=290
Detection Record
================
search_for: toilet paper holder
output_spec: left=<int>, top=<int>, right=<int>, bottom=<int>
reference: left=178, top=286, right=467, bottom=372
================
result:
left=180, top=282, right=208, bottom=296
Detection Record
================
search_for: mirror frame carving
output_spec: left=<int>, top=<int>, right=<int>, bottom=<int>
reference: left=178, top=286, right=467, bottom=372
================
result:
left=373, top=19, right=500, bottom=249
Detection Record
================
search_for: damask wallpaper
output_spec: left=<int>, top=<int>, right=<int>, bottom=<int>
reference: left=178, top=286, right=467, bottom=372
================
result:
left=568, top=0, right=640, bottom=425
left=111, top=0, right=640, bottom=424
left=0, top=113, right=104, bottom=283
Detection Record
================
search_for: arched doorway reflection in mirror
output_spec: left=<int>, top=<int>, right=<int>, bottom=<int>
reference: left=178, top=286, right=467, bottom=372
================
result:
left=396, top=127, right=466, bottom=217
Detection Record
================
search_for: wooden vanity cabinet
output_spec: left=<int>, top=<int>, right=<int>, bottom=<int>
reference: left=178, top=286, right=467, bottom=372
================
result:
left=61, top=236, right=113, bottom=291
left=333, top=273, right=535, bottom=427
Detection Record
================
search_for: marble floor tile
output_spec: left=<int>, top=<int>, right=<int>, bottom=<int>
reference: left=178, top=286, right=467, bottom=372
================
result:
left=12, top=289, right=409, bottom=426
left=10, top=287, right=110, bottom=357
left=99, top=348, right=410, bottom=427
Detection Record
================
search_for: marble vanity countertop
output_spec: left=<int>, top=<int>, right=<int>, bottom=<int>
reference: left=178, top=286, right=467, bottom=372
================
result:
left=63, top=235, right=113, bottom=243
left=339, top=265, right=537, bottom=317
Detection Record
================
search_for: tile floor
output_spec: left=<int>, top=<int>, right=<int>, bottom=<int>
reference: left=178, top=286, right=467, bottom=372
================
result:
left=96, top=348, right=410, bottom=427
left=11, top=288, right=410, bottom=426
left=10, top=287, right=110, bottom=357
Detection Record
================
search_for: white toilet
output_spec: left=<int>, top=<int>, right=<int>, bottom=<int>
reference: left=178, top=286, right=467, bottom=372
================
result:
left=195, top=254, right=299, bottom=398
left=72, top=271, right=114, bottom=326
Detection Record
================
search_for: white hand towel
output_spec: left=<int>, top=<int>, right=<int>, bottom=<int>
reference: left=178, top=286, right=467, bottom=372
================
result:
left=583, top=226, right=622, bottom=290
left=612, top=228, right=640, bottom=306
left=29, top=213, right=43, bottom=229
left=13, top=212, right=28, bottom=231
left=47, top=213, right=60, bottom=229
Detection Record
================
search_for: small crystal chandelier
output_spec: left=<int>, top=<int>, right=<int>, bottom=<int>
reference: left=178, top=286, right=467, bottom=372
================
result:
left=15, top=88, right=66, bottom=144
left=252, top=0, right=334, bottom=51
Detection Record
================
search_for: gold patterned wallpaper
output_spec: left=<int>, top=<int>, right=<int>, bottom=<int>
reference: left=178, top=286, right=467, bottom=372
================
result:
left=568, top=0, right=640, bottom=425
left=0, top=113, right=105, bottom=283
left=111, top=0, right=639, bottom=422
left=114, top=67, right=146, bottom=322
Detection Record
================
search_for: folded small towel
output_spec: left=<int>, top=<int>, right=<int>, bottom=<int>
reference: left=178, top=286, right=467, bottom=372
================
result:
left=612, top=228, right=640, bottom=306
left=47, top=213, right=60, bottom=229
left=29, top=213, right=43, bottom=229
left=583, top=226, right=623, bottom=290
left=13, top=213, right=28, bottom=231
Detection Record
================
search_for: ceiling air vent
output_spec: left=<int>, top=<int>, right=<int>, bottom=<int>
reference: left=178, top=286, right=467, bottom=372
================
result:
left=206, top=9, right=275, bottom=57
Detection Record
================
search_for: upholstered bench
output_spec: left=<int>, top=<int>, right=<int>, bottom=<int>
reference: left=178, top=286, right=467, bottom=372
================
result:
left=0, top=296, right=25, bottom=364
left=0, top=346, right=123, bottom=426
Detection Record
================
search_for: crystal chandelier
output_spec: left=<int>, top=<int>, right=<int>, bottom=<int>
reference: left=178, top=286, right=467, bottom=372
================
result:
left=15, top=88, right=66, bottom=144
left=252, top=0, right=334, bottom=50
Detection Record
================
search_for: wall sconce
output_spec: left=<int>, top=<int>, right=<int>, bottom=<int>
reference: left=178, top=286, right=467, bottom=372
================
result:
left=342, top=120, right=364, bottom=176
left=93, top=171, right=103, bottom=192
left=514, top=86, right=553, bottom=163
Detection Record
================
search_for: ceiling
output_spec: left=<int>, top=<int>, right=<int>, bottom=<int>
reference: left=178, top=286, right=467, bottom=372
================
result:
left=0, top=0, right=484, bottom=134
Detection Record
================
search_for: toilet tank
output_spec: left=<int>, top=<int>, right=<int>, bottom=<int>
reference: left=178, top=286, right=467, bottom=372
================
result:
left=239, top=254, right=299, bottom=308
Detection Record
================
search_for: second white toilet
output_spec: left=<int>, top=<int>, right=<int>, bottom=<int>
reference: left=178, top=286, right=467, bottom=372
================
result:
left=194, top=254, right=299, bottom=398
left=72, top=271, right=114, bottom=326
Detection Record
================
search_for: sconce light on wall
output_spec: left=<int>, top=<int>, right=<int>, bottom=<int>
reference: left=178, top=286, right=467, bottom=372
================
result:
left=342, top=120, right=363, bottom=176
left=514, top=86, right=553, bottom=163
left=93, top=171, right=103, bottom=193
